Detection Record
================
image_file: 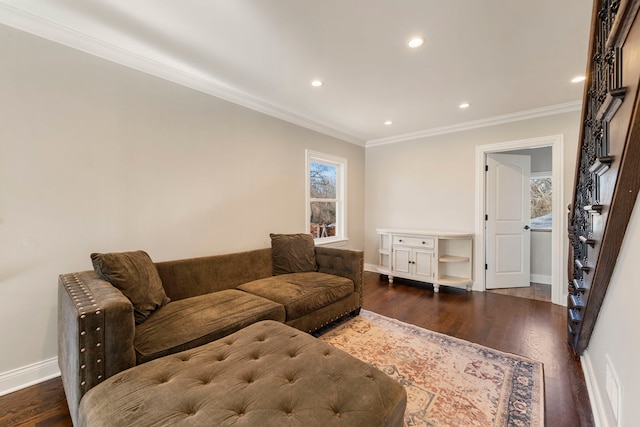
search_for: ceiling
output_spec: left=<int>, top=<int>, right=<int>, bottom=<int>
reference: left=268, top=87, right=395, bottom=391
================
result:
left=0, top=0, right=593, bottom=146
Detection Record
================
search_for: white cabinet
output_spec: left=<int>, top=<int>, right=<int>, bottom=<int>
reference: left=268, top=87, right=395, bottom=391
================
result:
left=377, top=229, right=473, bottom=292
left=436, top=236, right=473, bottom=290
left=377, top=232, right=392, bottom=275
left=391, top=236, right=435, bottom=282
left=393, top=246, right=435, bottom=281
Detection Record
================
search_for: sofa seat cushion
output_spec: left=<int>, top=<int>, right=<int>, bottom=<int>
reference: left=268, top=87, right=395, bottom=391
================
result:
left=79, top=320, right=407, bottom=427
left=134, top=289, right=285, bottom=364
left=237, top=272, right=354, bottom=321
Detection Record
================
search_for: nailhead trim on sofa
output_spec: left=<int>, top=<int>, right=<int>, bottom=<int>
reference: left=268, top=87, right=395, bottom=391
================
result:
left=61, top=273, right=106, bottom=393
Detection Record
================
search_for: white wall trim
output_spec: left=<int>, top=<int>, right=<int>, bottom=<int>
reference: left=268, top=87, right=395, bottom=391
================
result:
left=530, top=274, right=552, bottom=285
left=364, top=262, right=378, bottom=272
left=531, top=171, right=552, bottom=178
left=0, top=3, right=364, bottom=147
left=581, top=350, right=607, bottom=427
left=474, top=134, right=566, bottom=305
left=0, top=357, right=60, bottom=397
left=366, top=102, right=581, bottom=147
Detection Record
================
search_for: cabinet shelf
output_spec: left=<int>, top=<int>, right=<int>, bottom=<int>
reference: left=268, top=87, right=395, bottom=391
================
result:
left=437, top=275, right=473, bottom=285
left=376, top=231, right=393, bottom=279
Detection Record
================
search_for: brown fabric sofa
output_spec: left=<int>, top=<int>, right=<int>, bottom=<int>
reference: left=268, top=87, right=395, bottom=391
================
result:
left=58, top=245, right=363, bottom=426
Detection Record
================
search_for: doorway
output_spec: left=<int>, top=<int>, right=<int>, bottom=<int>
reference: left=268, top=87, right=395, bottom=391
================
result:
left=474, top=135, right=565, bottom=306
left=485, top=152, right=532, bottom=290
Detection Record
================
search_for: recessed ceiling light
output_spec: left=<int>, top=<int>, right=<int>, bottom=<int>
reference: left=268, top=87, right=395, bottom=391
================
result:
left=407, top=37, right=424, bottom=48
left=459, top=102, right=470, bottom=109
left=384, top=120, right=393, bottom=126
left=311, top=80, right=323, bottom=87
left=571, top=76, right=586, bottom=83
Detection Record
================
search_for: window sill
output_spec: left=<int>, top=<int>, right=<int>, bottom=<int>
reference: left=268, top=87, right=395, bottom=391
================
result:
left=314, top=237, right=349, bottom=247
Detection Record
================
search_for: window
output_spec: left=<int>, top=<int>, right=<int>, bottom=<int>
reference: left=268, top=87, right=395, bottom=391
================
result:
left=530, top=173, right=552, bottom=229
left=306, top=150, right=347, bottom=243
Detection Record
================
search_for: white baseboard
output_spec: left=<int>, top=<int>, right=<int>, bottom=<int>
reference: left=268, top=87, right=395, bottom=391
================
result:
left=364, top=263, right=379, bottom=273
left=581, top=350, right=606, bottom=427
left=530, top=274, right=551, bottom=285
left=368, top=264, right=550, bottom=286
left=0, top=357, right=60, bottom=397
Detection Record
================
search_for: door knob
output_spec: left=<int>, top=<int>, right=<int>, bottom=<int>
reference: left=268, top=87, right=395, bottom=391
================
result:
left=524, top=225, right=530, bottom=230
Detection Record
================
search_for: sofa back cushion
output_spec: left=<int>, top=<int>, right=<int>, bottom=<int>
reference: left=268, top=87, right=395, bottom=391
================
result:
left=155, top=248, right=273, bottom=301
left=90, top=250, right=170, bottom=324
left=270, top=233, right=317, bottom=275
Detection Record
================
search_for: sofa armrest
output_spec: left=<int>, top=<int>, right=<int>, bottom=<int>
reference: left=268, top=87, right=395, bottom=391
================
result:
left=315, top=247, right=364, bottom=306
left=58, top=271, right=136, bottom=425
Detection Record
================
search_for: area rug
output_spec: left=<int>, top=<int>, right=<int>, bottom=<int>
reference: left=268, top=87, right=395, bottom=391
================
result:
left=317, top=310, right=544, bottom=427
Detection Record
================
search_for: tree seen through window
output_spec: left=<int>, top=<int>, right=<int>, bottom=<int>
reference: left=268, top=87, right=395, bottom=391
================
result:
left=309, top=162, right=337, bottom=238
left=530, top=177, right=552, bottom=229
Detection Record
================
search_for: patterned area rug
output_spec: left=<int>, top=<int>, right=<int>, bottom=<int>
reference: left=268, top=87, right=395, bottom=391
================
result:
left=317, top=310, right=544, bottom=427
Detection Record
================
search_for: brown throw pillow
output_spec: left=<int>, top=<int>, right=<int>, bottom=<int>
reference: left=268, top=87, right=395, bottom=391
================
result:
left=90, top=250, right=170, bottom=324
left=270, top=233, right=317, bottom=275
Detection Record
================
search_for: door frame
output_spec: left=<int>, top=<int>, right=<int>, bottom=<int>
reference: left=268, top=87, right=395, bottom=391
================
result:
left=474, top=134, right=565, bottom=306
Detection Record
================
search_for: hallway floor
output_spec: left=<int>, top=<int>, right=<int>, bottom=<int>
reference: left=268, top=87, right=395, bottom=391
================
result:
left=486, top=282, right=551, bottom=302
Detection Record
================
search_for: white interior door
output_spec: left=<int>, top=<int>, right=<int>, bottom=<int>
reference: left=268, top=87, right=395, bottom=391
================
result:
left=486, top=153, right=531, bottom=289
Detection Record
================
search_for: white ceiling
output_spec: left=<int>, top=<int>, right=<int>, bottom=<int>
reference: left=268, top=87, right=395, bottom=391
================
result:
left=0, top=0, right=593, bottom=146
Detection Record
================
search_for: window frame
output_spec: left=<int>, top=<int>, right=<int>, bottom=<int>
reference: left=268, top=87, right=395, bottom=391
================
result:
left=305, top=150, right=348, bottom=244
left=530, top=171, right=552, bottom=231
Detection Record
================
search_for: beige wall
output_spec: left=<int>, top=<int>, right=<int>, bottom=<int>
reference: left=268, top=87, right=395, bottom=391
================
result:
left=0, top=24, right=364, bottom=380
left=583, top=198, right=640, bottom=427
left=530, top=231, right=552, bottom=283
left=364, top=111, right=581, bottom=280
left=508, top=146, right=553, bottom=173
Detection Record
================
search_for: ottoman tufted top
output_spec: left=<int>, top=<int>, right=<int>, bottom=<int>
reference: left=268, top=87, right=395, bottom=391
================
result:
left=78, top=320, right=406, bottom=426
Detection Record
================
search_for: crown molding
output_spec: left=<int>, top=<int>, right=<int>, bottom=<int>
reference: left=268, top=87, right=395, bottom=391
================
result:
left=0, top=4, right=365, bottom=146
left=1, top=4, right=581, bottom=149
left=366, top=101, right=582, bottom=147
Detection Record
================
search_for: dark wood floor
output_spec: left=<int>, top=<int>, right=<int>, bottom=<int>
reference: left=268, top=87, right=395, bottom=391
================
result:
left=0, top=271, right=593, bottom=426
left=486, top=282, right=552, bottom=302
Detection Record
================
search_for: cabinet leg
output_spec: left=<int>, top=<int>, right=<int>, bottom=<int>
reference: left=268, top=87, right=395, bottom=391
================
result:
left=433, top=284, right=440, bottom=293
left=388, top=275, right=394, bottom=286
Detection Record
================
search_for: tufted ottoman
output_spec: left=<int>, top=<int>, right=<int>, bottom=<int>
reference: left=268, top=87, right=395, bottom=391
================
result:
left=78, top=320, right=407, bottom=426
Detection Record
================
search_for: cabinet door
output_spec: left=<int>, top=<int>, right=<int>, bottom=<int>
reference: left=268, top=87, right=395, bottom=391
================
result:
left=413, top=249, right=434, bottom=280
left=393, top=247, right=411, bottom=274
